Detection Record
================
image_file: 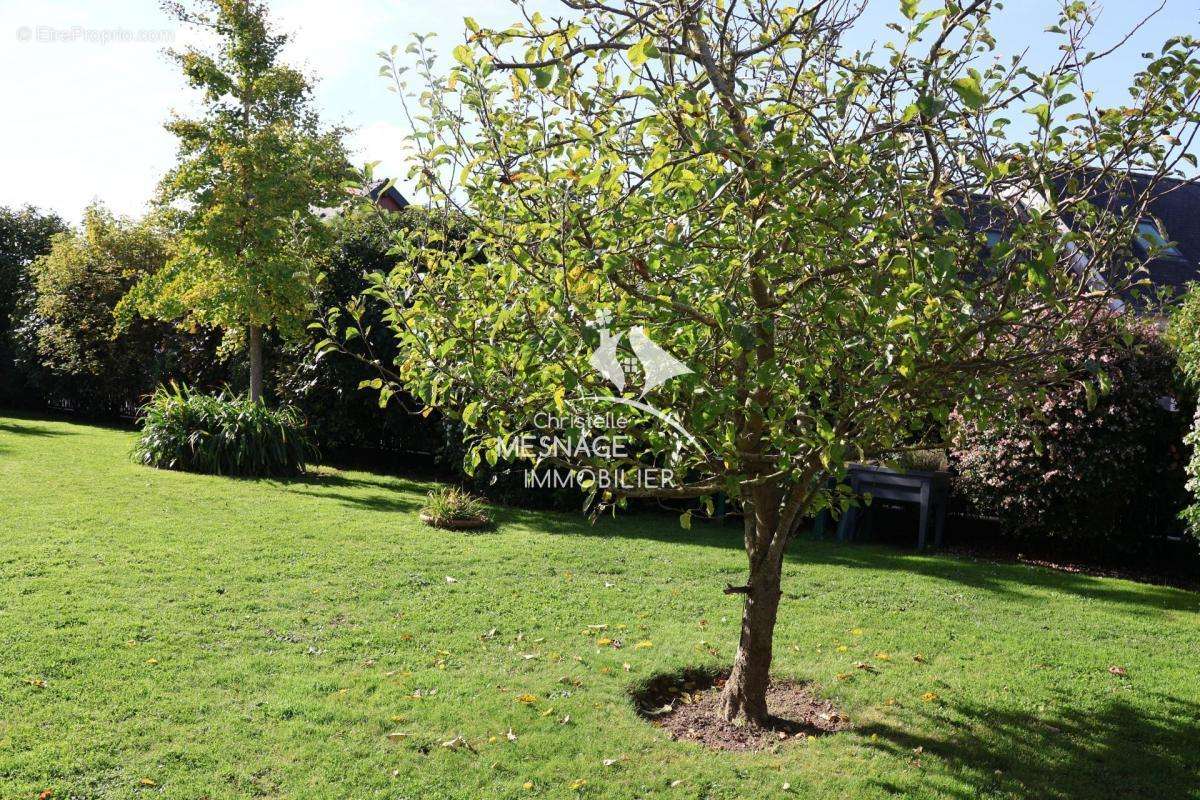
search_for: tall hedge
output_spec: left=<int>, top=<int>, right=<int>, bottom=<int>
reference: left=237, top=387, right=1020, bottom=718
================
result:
left=0, top=205, right=67, bottom=408
left=274, top=208, right=460, bottom=459
left=950, top=323, right=1192, bottom=559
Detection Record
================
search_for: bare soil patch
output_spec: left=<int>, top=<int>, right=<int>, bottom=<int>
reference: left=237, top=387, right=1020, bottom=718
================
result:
left=631, top=668, right=850, bottom=751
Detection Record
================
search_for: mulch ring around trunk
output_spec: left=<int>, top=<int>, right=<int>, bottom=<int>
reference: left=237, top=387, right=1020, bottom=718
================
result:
left=631, top=668, right=851, bottom=751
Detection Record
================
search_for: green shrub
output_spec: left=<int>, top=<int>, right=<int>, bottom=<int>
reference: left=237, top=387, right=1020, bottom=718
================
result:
left=134, top=383, right=317, bottom=476
left=419, top=486, right=492, bottom=528
left=950, top=324, right=1192, bottom=559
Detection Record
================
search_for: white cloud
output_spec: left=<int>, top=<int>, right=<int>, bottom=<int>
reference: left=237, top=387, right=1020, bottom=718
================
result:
left=348, top=120, right=416, bottom=186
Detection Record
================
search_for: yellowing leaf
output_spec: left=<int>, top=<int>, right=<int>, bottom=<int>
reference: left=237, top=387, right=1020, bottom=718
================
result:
left=634, top=640, right=653, bottom=649
left=516, top=693, right=537, bottom=704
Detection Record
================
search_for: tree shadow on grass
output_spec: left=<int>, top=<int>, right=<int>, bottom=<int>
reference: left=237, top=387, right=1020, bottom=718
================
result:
left=859, top=692, right=1200, bottom=799
left=489, top=505, right=1198, bottom=614
left=274, top=469, right=427, bottom=514
left=797, top=542, right=1199, bottom=615
left=0, top=420, right=73, bottom=437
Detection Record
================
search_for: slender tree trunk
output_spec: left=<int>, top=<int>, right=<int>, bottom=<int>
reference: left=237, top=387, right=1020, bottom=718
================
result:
left=718, top=538, right=784, bottom=726
left=248, top=324, right=264, bottom=403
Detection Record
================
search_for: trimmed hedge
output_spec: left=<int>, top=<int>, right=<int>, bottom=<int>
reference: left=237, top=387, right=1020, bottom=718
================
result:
left=134, top=384, right=317, bottom=477
left=950, top=325, right=1193, bottom=559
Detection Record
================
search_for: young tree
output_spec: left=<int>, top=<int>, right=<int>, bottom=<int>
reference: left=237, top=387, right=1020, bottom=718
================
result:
left=325, top=1, right=1200, bottom=725
left=122, top=0, right=349, bottom=402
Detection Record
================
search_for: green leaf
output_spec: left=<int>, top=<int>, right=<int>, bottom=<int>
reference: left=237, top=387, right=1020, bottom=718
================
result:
left=627, top=41, right=647, bottom=67
left=452, top=44, right=472, bottom=67
left=951, top=76, right=986, bottom=110
left=462, top=400, right=481, bottom=426
left=901, top=0, right=920, bottom=20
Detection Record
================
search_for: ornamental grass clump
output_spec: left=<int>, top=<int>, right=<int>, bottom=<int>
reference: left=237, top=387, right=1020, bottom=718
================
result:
left=134, top=383, right=317, bottom=477
left=419, top=486, right=492, bottom=529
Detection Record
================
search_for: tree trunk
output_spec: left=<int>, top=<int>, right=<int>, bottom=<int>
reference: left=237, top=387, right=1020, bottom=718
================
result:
left=248, top=324, right=264, bottom=403
left=718, top=543, right=784, bottom=726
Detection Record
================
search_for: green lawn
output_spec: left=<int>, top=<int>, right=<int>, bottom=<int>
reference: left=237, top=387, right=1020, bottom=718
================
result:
left=2, top=413, right=1198, bottom=799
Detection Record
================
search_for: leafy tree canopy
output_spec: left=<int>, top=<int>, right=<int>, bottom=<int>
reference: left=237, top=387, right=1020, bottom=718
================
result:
left=122, top=0, right=350, bottom=399
left=325, top=0, right=1200, bottom=724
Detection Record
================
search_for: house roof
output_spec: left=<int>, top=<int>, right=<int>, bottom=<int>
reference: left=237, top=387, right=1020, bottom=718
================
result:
left=364, top=179, right=410, bottom=210
left=1055, top=170, right=1200, bottom=297
left=1137, top=173, right=1200, bottom=293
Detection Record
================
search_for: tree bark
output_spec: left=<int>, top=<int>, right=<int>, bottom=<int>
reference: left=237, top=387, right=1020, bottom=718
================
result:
left=248, top=324, right=264, bottom=403
left=718, top=535, right=785, bottom=726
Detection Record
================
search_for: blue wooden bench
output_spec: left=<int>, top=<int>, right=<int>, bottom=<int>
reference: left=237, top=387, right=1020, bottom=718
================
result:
left=835, top=463, right=949, bottom=549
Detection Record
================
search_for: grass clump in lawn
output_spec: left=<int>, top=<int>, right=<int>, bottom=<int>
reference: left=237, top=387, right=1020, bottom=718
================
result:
left=419, top=485, right=492, bottom=529
left=133, top=382, right=317, bottom=477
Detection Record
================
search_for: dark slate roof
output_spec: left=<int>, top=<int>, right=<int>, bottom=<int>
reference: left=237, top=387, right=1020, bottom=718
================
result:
left=1139, top=174, right=1200, bottom=293
left=1053, top=170, right=1200, bottom=297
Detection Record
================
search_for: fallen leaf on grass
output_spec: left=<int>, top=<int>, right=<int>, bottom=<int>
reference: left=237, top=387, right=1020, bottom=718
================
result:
left=138, top=778, right=157, bottom=787
left=634, top=640, right=653, bottom=649
left=921, top=691, right=939, bottom=702
left=386, top=732, right=409, bottom=742
left=570, top=778, right=587, bottom=791
left=523, top=781, right=534, bottom=790
left=38, top=790, right=53, bottom=800
left=1109, top=665, right=1128, bottom=677
left=444, top=576, right=458, bottom=584
left=516, top=694, right=537, bottom=704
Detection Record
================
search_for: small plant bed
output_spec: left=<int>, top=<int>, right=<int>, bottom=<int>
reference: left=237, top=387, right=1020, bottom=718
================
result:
left=419, top=486, right=493, bottom=530
left=632, top=669, right=850, bottom=751
left=134, top=383, right=317, bottom=477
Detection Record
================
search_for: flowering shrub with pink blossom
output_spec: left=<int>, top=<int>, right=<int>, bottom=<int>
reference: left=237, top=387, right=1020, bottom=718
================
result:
left=950, top=326, right=1191, bottom=557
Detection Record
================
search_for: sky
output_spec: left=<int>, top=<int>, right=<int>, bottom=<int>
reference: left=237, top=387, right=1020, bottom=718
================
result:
left=1, top=0, right=1196, bottom=224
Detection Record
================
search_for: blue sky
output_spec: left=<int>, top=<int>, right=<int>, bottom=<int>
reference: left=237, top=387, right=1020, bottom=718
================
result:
left=1, top=0, right=1195, bottom=223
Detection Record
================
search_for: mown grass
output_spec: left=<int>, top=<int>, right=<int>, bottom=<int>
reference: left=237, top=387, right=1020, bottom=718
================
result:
left=1, top=412, right=1198, bottom=799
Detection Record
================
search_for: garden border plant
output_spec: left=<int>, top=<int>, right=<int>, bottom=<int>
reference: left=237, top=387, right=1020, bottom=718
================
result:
left=134, top=382, right=317, bottom=477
